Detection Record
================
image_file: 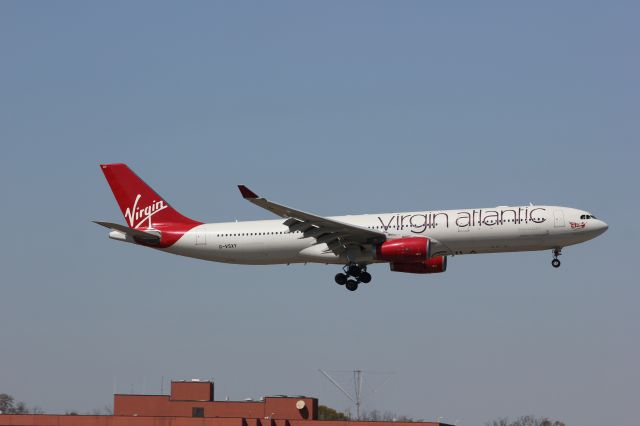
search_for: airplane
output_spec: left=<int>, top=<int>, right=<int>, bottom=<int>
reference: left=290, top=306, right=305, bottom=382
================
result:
left=95, top=163, right=609, bottom=292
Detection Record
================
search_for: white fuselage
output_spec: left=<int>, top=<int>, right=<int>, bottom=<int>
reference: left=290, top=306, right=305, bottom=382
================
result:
left=150, top=205, right=607, bottom=265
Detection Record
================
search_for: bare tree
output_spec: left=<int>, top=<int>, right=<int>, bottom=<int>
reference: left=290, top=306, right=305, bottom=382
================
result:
left=486, top=416, right=565, bottom=426
left=361, top=409, right=415, bottom=422
left=0, top=394, right=15, bottom=414
left=0, top=393, right=30, bottom=414
left=30, top=406, right=44, bottom=415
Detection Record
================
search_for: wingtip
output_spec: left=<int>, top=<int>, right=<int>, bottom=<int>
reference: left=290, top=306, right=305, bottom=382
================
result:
left=238, top=185, right=259, bottom=199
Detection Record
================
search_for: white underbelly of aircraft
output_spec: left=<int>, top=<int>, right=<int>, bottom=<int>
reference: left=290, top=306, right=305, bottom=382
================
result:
left=435, top=225, right=554, bottom=255
left=163, top=221, right=599, bottom=265
left=167, top=233, right=323, bottom=265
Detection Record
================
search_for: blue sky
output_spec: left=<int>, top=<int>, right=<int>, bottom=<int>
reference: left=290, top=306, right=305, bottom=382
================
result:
left=0, top=2, right=638, bottom=425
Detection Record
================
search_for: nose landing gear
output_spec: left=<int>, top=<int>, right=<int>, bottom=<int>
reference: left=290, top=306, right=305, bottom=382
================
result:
left=551, top=248, right=562, bottom=268
left=334, top=264, right=371, bottom=291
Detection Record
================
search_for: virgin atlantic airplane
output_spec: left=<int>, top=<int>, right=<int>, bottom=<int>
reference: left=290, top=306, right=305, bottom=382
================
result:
left=95, top=163, right=608, bottom=291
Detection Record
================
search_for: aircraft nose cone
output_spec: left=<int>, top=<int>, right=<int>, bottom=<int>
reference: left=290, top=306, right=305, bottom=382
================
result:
left=596, top=220, right=609, bottom=234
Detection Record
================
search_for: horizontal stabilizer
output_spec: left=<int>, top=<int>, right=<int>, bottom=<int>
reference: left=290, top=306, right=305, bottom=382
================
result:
left=93, top=221, right=161, bottom=243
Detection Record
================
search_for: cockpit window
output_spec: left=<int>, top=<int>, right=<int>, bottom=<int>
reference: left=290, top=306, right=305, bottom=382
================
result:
left=580, top=214, right=597, bottom=220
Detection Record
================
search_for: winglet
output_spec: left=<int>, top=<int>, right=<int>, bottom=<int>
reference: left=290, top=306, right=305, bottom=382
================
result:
left=238, top=185, right=258, bottom=199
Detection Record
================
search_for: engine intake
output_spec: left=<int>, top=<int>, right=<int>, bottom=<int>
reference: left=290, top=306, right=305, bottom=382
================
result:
left=376, top=237, right=431, bottom=263
left=390, top=256, right=448, bottom=274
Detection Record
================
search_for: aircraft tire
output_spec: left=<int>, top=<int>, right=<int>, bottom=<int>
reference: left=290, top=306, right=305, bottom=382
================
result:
left=335, top=273, right=348, bottom=285
left=359, top=272, right=372, bottom=283
left=552, top=259, right=561, bottom=268
left=345, top=280, right=359, bottom=292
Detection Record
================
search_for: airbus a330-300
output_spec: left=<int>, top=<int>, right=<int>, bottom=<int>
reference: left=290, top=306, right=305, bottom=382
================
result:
left=95, top=164, right=608, bottom=292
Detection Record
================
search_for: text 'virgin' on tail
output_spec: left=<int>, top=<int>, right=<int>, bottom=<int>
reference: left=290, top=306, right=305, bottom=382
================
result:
left=100, top=163, right=200, bottom=229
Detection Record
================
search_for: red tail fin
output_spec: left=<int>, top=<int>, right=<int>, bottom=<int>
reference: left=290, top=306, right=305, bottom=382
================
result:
left=100, top=163, right=200, bottom=229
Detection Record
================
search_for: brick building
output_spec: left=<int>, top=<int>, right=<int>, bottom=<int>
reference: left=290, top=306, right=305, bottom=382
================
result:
left=114, top=380, right=318, bottom=420
left=0, top=379, right=450, bottom=426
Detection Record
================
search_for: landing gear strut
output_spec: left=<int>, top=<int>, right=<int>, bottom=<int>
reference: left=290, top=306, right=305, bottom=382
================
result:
left=335, top=264, right=371, bottom=291
left=551, top=248, right=562, bottom=268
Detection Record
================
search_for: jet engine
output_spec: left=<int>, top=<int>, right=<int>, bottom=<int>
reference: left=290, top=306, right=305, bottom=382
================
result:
left=390, top=256, right=448, bottom=274
left=375, top=237, right=431, bottom=262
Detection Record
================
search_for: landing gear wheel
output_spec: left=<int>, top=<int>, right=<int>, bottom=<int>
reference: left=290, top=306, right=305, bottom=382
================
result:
left=345, top=280, right=359, bottom=292
left=551, top=248, right=562, bottom=268
left=335, top=273, right=348, bottom=285
left=347, top=265, right=362, bottom=277
left=359, top=272, right=372, bottom=284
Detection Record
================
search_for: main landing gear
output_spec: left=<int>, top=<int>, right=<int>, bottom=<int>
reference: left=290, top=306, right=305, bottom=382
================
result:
left=551, top=248, right=562, bottom=268
left=334, top=264, right=372, bottom=292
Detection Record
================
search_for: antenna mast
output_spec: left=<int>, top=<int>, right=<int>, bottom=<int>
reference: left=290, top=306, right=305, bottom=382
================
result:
left=318, top=369, right=366, bottom=420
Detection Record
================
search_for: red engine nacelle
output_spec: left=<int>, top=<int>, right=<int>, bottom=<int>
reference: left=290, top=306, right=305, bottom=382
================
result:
left=376, top=237, right=431, bottom=263
left=390, top=256, right=448, bottom=274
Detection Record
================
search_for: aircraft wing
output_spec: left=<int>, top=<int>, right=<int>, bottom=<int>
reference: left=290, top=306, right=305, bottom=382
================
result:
left=238, top=185, right=386, bottom=255
left=93, top=221, right=161, bottom=243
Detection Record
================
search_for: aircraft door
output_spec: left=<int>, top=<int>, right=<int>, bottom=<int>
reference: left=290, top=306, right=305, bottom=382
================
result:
left=553, top=210, right=565, bottom=228
left=196, top=232, right=207, bottom=245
